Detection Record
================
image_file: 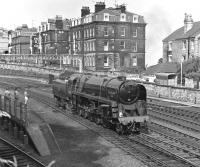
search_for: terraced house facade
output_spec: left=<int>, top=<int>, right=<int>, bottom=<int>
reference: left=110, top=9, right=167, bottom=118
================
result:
left=69, top=2, right=146, bottom=71
left=163, top=13, right=200, bottom=63
left=9, top=24, right=37, bottom=54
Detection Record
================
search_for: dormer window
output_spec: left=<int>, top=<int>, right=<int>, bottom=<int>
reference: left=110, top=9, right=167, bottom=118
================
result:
left=133, top=15, right=138, bottom=23
left=120, top=13, right=126, bottom=21
left=104, top=13, right=109, bottom=21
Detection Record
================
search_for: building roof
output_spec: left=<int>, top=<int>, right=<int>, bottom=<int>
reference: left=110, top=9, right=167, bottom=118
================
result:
left=163, top=21, right=200, bottom=42
left=155, top=73, right=177, bottom=80
left=96, top=8, right=145, bottom=23
left=144, top=62, right=180, bottom=75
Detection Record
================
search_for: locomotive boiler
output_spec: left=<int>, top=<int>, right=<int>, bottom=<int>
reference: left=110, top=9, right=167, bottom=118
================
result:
left=52, top=73, right=149, bottom=134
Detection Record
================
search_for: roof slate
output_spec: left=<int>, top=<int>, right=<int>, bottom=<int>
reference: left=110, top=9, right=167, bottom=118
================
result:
left=163, top=21, right=200, bottom=42
left=144, top=62, right=180, bottom=75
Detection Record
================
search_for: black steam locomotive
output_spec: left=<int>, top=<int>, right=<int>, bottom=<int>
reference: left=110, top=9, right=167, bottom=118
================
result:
left=52, top=73, right=148, bottom=134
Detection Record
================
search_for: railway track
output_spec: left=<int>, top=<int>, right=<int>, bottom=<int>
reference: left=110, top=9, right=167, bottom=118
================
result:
left=0, top=136, right=46, bottom=167
left=29, top=89, right=200, bottom=167
left=1, top=78, right=200, bottom=166
left=147, top=99, right=200, bottom=122
left=148, top=105, right=200, bottom=133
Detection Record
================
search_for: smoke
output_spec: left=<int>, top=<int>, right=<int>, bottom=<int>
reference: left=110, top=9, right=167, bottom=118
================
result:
left=144, top=5, right=173, bottom=66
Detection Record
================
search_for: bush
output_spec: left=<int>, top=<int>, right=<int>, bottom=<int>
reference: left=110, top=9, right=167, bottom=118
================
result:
left=0, top=156, right=56, bottom=167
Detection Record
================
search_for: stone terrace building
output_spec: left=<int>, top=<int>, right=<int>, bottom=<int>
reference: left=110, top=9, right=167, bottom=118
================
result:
left=9, top=24, right=37, bottom=54
left=163, top=13, right=200, bottom=63
left=31, top=15, right=70, bottom=55
left=69, top=2, right=146, bottom=71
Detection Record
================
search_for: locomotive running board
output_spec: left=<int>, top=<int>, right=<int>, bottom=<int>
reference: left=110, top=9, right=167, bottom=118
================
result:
left=118, top=116, right=149, bottom=125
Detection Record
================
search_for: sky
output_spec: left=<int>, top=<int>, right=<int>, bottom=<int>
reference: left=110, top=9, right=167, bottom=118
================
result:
left=1, top=0, right=200, bottom=67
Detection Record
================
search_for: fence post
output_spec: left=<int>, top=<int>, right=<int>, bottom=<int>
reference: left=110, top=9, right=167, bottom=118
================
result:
left=0, top=95, right=2, bottom=110
left=24, top=104, right=28, bottom=127
left=8, top=98, right=12, bottom=115
left=4, top=96, right=7, bottom=112
left=20, top=102, right=23, bottom=121
left=14, top=99, right=17, bottom=118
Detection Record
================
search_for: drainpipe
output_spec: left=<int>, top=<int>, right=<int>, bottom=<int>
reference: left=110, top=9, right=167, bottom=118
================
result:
left=188, top=38, right=190, bottom=59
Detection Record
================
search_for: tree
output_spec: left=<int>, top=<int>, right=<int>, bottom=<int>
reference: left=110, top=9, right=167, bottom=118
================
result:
left=184, top=57, right=200, bottom=74
left=158, top=58, right=163, bottom=64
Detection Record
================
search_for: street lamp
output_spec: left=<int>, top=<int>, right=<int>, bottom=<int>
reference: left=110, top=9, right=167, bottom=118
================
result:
left=180, top=56, right=184, bottom=86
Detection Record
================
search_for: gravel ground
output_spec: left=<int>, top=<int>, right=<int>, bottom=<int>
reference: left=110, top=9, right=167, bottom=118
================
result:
left=0, top=77, right=146, bottom=167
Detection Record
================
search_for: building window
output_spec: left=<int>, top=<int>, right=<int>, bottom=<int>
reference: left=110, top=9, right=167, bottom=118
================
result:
left=84, top=30, right=86, bottom=38
left=79, top=31, right=81, bottom=39
left=104, top=13, right=109, bottom=21
left=86, top=42, right=89, bottom=51
left=90, top=28, right=92, bottom=37
left=168, top=55, right=172, bottom=62
left=104, top=55, right=109, bottom=66
left=191, top=39, right=194, bottom=50
left=168, top=42, right=172, bottom=51
left=120, top=41, right=125, bottom=49
left=90, top=42, right=92, bottom=51
left=92, top=56, right=95, bottom=66
left=86, top=29, right=90, bottom=38
left=132, top=41, right=137, bottom=52
left=104, top=41, right=109, bottom=51
left=93, top=41, right=95, bottom=51
left=132, top=57, right=137, bottom=66
left=104, top=27, right=108, bottom=36
left=121, top=27, right=125, bottom=36
left=120, top=14, right=126, bottom=21
left=133, top=15, right=138, bottom=23
left=93, top=28, right=95, bottom=37
left=85, top=57, right=88, bottom=66
left=133, top=28, right=137, bottom=37
left=84, top=43, right=86, bottom=51
left=183, top=40, right=187, bottom=50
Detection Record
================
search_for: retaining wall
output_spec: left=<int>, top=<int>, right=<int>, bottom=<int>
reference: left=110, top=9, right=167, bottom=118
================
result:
left=143, top=82, right=200, bottom=104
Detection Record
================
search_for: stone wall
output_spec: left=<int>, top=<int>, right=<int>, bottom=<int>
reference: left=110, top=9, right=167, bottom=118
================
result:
left=143, top=81, right=200, bottom=104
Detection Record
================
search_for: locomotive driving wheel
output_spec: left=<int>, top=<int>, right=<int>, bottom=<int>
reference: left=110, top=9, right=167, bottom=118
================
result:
left=115, top=123, right=125, bottom=135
